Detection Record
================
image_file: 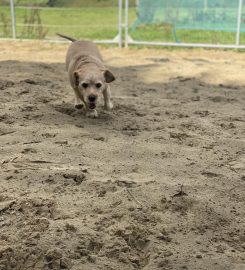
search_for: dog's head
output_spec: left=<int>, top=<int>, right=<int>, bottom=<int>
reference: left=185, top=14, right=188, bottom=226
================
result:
left=74, top=68, right=115, bottom=110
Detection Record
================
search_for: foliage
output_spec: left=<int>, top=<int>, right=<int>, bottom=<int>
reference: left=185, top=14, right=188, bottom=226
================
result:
left=0, top=12, right=10, bottom=36
left=21, top=9, right=49, bottom=38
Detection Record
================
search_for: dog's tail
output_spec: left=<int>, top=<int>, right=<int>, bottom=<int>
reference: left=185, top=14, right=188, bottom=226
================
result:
left=56, top=33, right=76, bottom=42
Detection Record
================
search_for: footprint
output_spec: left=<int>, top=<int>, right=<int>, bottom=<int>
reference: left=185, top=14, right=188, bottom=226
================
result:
left=53, top=104, right=76, bottom=116
left=0, top=125, right=15, bottom=136
left=0, top=80, right=14, bottom=90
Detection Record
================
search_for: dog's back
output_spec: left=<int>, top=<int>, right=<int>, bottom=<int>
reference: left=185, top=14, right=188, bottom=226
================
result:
left=56, top=34, right=103, bottom=71
left=66, top=40, right=103, bottom=71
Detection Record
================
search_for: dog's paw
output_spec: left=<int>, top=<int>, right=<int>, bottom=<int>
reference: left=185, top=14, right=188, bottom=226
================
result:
left=86, top=110, right=98, bottom=118
left=75, top=103, right=84, bottom=110
left=104, top=102, right=113, bottom=111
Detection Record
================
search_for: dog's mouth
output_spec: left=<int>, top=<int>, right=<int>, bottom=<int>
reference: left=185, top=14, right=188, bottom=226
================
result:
left=88, top=103, right=96, bottom=110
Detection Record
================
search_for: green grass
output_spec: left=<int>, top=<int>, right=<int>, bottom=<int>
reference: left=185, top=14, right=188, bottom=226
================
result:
left=0, top=5, right=244, bottom=46
left=0, top=6, right=119, bottom=39
left=130, top=24, right=240, bottom=45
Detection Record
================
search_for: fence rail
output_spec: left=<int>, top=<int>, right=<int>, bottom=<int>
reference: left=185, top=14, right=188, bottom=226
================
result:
left=0, top=0, right=245, bottom=49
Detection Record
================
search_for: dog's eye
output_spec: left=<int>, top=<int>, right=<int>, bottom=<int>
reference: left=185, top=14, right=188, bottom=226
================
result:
left=95, top=83, right=102, bottom=89
left=82, top=83, right=88, bottom=88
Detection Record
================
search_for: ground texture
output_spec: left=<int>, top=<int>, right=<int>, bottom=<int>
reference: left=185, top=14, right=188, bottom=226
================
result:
left=0, top=41, right=245, bottom=270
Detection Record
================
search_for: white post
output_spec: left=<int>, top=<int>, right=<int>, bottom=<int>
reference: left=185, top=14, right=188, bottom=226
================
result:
left=236, top=0, right=243, bottom=46
left=125, top=0, right=129, bottom=48
left=10, top=0, right=16, bottom=39
left=118, top=0, right=123, bottom=48
left=204, top=0, right=208, bottom=11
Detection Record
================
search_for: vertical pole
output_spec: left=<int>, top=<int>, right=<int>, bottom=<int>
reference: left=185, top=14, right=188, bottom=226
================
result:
left=236, top=0, right=243, bottom=46
left=125, top=0, right=129, bottom=48
left=204, top=0, right=208, bottom=11
left=118, top=0, right=122, bottom=48
left=10, top=0, right=16, bottom=39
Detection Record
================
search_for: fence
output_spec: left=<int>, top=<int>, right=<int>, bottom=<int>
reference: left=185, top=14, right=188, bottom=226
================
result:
left=0, top=0, right=123, bottom=47
left=0, top=0, right=245, bottom=49
left=125, top=0, right=245, bottom=49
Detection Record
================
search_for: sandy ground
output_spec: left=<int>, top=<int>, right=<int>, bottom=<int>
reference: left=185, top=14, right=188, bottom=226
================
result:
left=0, top=41, right=245, bottom=270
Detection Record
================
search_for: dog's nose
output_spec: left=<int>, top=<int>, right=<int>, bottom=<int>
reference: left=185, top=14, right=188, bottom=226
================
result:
left=88, top=95, right=97, bottom=102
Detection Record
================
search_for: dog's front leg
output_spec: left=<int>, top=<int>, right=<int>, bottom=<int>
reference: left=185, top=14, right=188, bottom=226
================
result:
left=74, top=91, right=84, bottom=109
left=86, top=109, right=98, bottom=118
left=103, top=85, right=113, bottom=110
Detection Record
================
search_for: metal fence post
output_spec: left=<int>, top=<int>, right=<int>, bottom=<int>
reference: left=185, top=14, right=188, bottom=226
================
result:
left=10, top=0, right=16, bottom=39
left=236, top=0, right=243, bottom=46
left=204, top=0, right=208, bottom=11
left=125, top=0, right=129, bottom=48
left=118, top=0, right=123, bottom=48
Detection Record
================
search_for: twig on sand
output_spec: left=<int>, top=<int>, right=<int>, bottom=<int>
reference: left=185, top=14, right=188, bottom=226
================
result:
left=23, top=141, right=41, bottom=144
left=126, top=188, right=149, bottom=210
left=173, top=184, right=188, bottom=197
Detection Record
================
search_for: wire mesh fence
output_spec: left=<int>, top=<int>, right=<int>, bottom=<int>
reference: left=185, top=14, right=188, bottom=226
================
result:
left=0, top=0, right=122, bottom=45
left=125, top=0, right=245, bottom=48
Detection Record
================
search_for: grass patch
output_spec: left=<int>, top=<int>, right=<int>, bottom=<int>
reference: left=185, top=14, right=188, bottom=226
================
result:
left=129, top=24, right=238, bottom=45
left=0, top=6, right=119, bottom=39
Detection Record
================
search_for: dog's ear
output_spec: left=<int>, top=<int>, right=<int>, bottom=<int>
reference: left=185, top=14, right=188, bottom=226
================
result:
left=104, top=70, right=115, bottom=83
left=74, top=71, right=79, bottom=86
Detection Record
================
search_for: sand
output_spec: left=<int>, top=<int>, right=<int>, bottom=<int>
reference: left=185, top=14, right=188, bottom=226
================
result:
left=0, top=41, right=244, bottom=270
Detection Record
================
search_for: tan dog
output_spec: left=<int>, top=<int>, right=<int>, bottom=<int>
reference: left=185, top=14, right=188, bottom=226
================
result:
left=57, top=34, right=115, bottom=118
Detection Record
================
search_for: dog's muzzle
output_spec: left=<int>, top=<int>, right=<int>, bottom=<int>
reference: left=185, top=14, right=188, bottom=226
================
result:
left=88, top=103, right=96, bottom=110
left=88, top=95, right=97, bottom=110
